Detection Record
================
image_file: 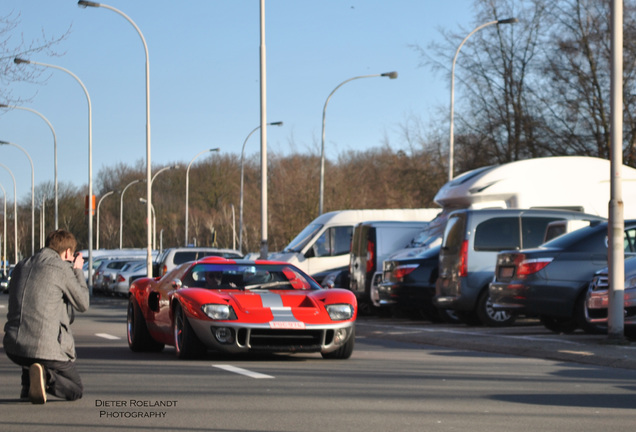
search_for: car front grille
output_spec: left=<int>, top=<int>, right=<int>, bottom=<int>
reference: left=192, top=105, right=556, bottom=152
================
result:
left=590, top=274, right=609, bottom=292
left=237, top=328, right=328, bottom=352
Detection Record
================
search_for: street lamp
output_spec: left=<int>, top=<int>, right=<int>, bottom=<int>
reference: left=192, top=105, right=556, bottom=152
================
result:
left=319, top=71, right=398, bottom=215
left=139, top=198, right=155, bottom=250
left=14, top=56, right=95, bottom=290
left=0, top=163, right=18, bottom=264
left=78, top=1, right=153, bottom=277
left=0, top=183, right=6, bottom=276
left=96, top=190, right=116, bottom=250
left=239, top=121, right=282, bottom=252
left=448, top=17, right=518, bottom=181
left=185, top=148, right=219, bottom=246
left=0, top=140, right=35, bottom=256
left=120, top=179, right=144, bottom=249
left=0, top=104, right=59, bottom=229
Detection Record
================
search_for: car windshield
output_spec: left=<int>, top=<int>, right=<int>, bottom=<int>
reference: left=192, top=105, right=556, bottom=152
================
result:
left=181, top=263, right=320, bottom=291
left=283, top=223, right=323, bottom=253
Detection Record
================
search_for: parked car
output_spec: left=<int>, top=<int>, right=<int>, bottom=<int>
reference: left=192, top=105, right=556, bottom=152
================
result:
left=127, top=256, right=357, bottom=359
left=1, top=266, right=14, bottom=293
left=94, top=259, right=143, bottom=293
left=349, top=220, right=429, bottom=311
left=585, top=256, right=636, bottom=339
left=490, top=220, right=636, bottom=334
left=435, top=209, right=606, bottom=326
left=268, top=208, right=439, bottom=282
left=108, top=261, right=147, bottom=295
left=155, top=247, right=243, bottom=277
left=379, top=246, right=452, bottom=321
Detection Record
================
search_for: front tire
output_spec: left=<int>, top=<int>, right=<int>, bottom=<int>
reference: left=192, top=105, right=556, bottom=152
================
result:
left=127, top=297, right=164, bottom=352
left=173, top=303, right=207, bottom=359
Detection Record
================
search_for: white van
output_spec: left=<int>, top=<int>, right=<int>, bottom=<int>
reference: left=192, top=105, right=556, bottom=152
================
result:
left=349, top=220, right=429, bottom=306
left=268, top=209, right=440, bottom=281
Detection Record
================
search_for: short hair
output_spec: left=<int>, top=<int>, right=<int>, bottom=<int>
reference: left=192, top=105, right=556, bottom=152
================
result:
left=45, top=229, right=77, bottom=255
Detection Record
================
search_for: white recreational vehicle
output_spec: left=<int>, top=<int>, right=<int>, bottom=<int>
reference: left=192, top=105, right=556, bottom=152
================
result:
left=386, top=156, right=635, bottom=262
left=434, top=156, right=636, bottom=218
left=268, top=209, right=440, bottom=281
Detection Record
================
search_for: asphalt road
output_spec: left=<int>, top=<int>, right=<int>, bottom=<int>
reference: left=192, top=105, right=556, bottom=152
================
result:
left=0, top=294, right=635, bottom=432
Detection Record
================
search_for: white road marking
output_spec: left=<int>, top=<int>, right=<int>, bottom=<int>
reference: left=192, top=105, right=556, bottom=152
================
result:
left=213, top=364, right=274, bottom=379
left=95, top=333, right=121, bottom=340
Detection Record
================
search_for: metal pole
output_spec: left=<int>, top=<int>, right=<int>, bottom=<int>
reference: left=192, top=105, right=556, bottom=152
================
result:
left=185, top=148, right=219, bottom=246
left=79, top=1, right=153, bottom=277
left=239, top=121, right=282, bottom=253
left=14, top=57, right=94, bottom=292
left=96, top=190, right=115, bottom=250
left=448, top=18, right=518, bottom=181
left=0, top=183, right=6, bottom=275
left=0, top=141, right=35, bottom=257
left=119, top=179, right=143, bottom=249
left=319, top=72, right=397, bottom=215
left=259, top=0, right=268, bottom=260
left=0, top=163, right=18, bottom=264
left=608, top=0, right=625, bottom=342
left=0, top=105, right=58, bottom=229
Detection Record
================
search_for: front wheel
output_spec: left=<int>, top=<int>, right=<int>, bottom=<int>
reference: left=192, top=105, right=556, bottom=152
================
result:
left=173, top=303, right=207, bottom=359
left=322, top=327, right=355, bottom=360
left=127, top=297, right=164, bottom=352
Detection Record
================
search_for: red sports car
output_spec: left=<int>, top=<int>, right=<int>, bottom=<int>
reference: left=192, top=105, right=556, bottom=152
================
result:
left=127, top=256, right=357, bottom=359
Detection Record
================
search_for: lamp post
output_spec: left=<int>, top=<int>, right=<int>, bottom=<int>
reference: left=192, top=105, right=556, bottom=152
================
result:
left=149, top=165, right=179, bottom=249
left=239, top=121, right=282, bottom=253
left=139, top=198, right=155, bottom=250
left=448, top=17, right=518, bottom=181
left=0, top=104, right=58, bottom=229
left=0, top=163, right=18, bottom=264
left=119, top=179, right=144, bottom=249
left=14, top=56, right=95, bottom=290
left=78, top=1, right=153, bottom=277
left=96, top=190, right=116, bottom=250
left=319, top=71, right=398, bottom=215
left=0, top=183, right=6, bottom=275
left=185, top=148, right=219, bottom=246
left=0, top=140, right=35, bottom=256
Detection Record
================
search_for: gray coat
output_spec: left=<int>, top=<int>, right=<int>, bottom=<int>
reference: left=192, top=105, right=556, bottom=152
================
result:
left=3, top=247, right=89, bottom=362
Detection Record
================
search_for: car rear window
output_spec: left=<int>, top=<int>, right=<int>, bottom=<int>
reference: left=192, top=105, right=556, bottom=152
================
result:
left=441, top=215, right=465, bottom=253
left=474, top=216, right=561, bottom=251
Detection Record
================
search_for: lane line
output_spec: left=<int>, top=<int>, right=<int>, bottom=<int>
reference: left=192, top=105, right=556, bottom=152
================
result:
left=95, top=333, right=121, bottom=340
left=213, top=364, right=274, bottom=379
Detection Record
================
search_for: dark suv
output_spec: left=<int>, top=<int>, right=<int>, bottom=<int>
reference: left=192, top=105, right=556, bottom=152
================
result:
left=490, top=220, right=636, bottom=333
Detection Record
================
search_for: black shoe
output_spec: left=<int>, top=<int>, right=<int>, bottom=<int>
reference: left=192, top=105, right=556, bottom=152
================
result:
left=28, top=363, right=47, bottom=404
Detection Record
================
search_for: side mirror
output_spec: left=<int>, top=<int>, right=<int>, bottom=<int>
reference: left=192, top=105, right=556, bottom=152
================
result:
left=171, top=279, right=182, bottom=289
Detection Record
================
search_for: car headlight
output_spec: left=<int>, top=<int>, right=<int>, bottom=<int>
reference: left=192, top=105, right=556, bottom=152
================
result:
left=202, top=304, right=237, bottom=320
left=326, top=304, right=354, bottom=321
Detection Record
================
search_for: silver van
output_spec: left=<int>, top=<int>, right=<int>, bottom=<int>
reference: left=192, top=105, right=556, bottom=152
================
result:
left=434, top=208, right=605, bottom=326
left=349, top=220, right=429, bottom=311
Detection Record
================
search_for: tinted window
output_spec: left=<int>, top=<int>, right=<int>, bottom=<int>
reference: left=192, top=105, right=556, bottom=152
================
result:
left=474, top=217, right=520, bottom=251
left=284, top=223, right=323, bottom=252
left=521, top=217, right=562, bottom=248
left=173, top=251, right=198, bottom=265
left=441, top=215, right=465, bottom=253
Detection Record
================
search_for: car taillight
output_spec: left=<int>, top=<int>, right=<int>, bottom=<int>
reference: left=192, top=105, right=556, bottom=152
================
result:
left=459, top=240, right=468, bottom=277
left=161, top=265, right=167, bottom=276
left=392, top=264, right=418, bottom=281
left=515, top=256, right=553, bottom=279
left=366, top=240, right=375, bottom=273
left=117, top=275, right=125, bottom=283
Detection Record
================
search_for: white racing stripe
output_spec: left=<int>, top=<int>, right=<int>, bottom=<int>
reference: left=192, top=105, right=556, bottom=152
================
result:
left=95, top=333, right=121, bottom=340
left=213, top=364, right=274, bottom=379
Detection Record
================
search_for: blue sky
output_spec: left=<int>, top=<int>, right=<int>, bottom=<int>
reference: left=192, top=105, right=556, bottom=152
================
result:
left=0, top=0, right=475, bottom=201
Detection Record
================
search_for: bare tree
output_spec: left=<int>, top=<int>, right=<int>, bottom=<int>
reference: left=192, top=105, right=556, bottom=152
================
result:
left=0, top=10, right=70, bottom=105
